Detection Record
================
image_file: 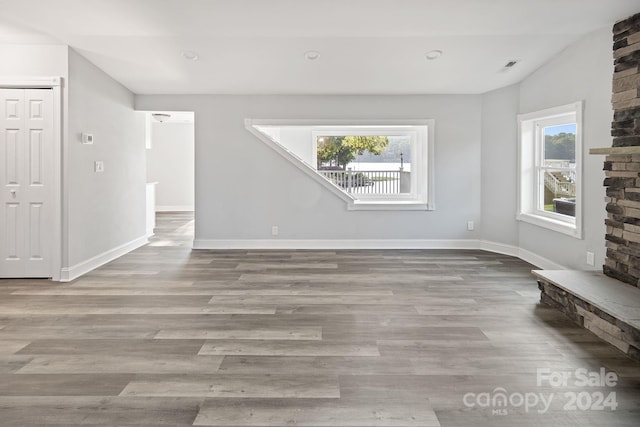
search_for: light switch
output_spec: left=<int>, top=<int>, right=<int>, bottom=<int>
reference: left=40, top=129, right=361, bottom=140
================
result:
left=94, top=161, right=104, bottom=172
left=82, top=133, right=94, bottom=144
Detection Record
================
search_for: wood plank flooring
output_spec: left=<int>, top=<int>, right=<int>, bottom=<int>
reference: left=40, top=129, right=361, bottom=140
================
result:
left=0, top=212, right=639, bottom=425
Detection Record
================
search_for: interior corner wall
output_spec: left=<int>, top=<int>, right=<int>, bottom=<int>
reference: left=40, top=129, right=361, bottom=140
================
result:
left=480, top=84, right=520, bottom=248
left=147, top=121, right=195, bottom=211
left=517, top=27, right=613, bottom=269
left=67, top=49, right=146, bottom=267
left=136, top=95, right=482, bottom=245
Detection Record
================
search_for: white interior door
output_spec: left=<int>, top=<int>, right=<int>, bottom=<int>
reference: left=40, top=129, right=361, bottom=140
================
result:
left=0, top=88, right=54, bottom=278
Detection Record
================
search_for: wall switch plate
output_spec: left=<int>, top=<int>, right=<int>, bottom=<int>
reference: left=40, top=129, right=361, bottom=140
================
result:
left=586, top=251, right=595, bottom=266
left=467, top=221, right=474, bottom=231
left=82, top=133, right=94, bottom=144
left=271, top=226, right=279, bottom=236
left=94, top=161, right=104, bottom=173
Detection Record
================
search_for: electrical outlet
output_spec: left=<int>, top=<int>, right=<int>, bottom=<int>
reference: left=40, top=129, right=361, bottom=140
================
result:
left=271, top=226, right=279, bottom=236
left=467, top=221, right=474, bottom=231
left=586, top=251, right=595, bottom=267
left=94, top=161, right=104, bottom=172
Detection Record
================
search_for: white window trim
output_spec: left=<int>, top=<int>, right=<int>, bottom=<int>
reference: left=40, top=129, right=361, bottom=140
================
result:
left=311, top=127, right=422, bottom=202
left=245, top=119, right=435, bottom=211
left=517, top=101, right=583, bottom=238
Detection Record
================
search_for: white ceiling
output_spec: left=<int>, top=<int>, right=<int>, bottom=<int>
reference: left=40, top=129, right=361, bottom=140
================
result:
left=0, top=0, right=638, bottom=95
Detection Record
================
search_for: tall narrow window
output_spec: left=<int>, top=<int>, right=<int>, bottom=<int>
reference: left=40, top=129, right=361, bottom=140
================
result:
left=518, top=102, right=583, bottom=238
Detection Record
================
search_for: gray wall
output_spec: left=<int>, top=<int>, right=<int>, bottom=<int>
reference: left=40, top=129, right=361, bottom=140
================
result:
left=135, top=26, right=615, bottom=268
left=67, top=49, right=146, bottom=266
left=480, top=84, right=520, bottom=247
left=517, top=27, right=612, bottom=269
left=136, top=95, right=482, bottom=244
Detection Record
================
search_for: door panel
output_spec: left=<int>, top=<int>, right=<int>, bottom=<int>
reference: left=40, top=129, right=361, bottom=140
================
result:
left=0, top=88, right=53, bottom=278
left=5, top=97, right=20, bottom=119
left=29, top=130, right=44, bottom=185
left=29, top=99, right=43, bottom=119
left=5, top=202, right=20, bottom=259
left=29, top=202, right=44, bottom=260
left=5, top=129, right=20, bottom=185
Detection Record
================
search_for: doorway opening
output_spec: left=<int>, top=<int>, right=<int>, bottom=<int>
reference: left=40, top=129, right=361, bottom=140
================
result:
left=143, top=111, right=195, bottom=247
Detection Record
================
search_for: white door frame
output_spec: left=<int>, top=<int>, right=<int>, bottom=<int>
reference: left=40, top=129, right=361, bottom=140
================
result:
left=0, top=77, right=63, bottom=281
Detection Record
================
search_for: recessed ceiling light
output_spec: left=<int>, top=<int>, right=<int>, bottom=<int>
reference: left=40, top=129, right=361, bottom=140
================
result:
left=181, top=51, right=199, bottom=61
left=425, top=50, right=443, bottom=60
left=304, top=50, right=320, bottom=61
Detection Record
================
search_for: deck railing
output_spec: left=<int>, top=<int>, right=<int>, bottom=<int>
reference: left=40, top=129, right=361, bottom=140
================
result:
left=318, top=169, right=402, bottom=194
left=544, top=170, right=576, bottom=197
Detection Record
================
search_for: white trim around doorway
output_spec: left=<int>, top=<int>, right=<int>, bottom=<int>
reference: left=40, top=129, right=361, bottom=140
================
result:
left=0, top=77, right=63, bottom=281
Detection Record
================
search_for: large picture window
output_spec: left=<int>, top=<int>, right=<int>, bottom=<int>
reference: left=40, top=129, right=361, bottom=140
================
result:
left=517, top=102, right=583, bottom=237
left=246, top=120, right=435, bottom=210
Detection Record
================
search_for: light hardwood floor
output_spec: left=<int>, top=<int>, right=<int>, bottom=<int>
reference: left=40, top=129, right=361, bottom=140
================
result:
left=0, top=212, right=639, bottom=426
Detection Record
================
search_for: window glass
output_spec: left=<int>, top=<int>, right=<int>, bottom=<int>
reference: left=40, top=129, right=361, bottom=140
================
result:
left=316, top=134, right=412, bottom=195
left=540, top=123, right=577, bottom=217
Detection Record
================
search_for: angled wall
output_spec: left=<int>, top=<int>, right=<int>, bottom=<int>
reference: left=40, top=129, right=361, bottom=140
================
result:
left=480, top=84, right=520, bottom=249
left=517, top=27, right=613, bottom=269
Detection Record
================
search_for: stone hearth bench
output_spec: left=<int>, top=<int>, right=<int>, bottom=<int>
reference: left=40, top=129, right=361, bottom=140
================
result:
left=533, top=270, right=640, bottom=362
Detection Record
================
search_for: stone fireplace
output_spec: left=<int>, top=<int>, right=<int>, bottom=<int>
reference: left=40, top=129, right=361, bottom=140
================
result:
left=535, top=12, right=640, bottom=362
left=599, top=12, right=640, bottom=287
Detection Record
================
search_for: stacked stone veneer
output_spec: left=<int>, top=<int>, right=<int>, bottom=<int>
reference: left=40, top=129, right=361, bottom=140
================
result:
left=604, top=12, right=640, bottom=287
left=538, top=281, right=640, bottom=361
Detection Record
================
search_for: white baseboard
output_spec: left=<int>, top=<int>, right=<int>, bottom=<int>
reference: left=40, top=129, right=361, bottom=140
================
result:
left=194, top=238, right=567, bottom=269
left=156, top=206, right=194, bottom=212
left=479, top=240, right=564, bottom=269
left=194, top=238, right=480, bottom=250
left=59, top=235, right=148, bottom=282
left=479, top=240, right=519, bottom=257
left=517, top=247, right=565, bottom=270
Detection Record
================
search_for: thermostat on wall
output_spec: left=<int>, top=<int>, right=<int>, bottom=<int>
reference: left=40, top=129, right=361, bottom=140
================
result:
left=81, top=133, right=94, bottom=144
